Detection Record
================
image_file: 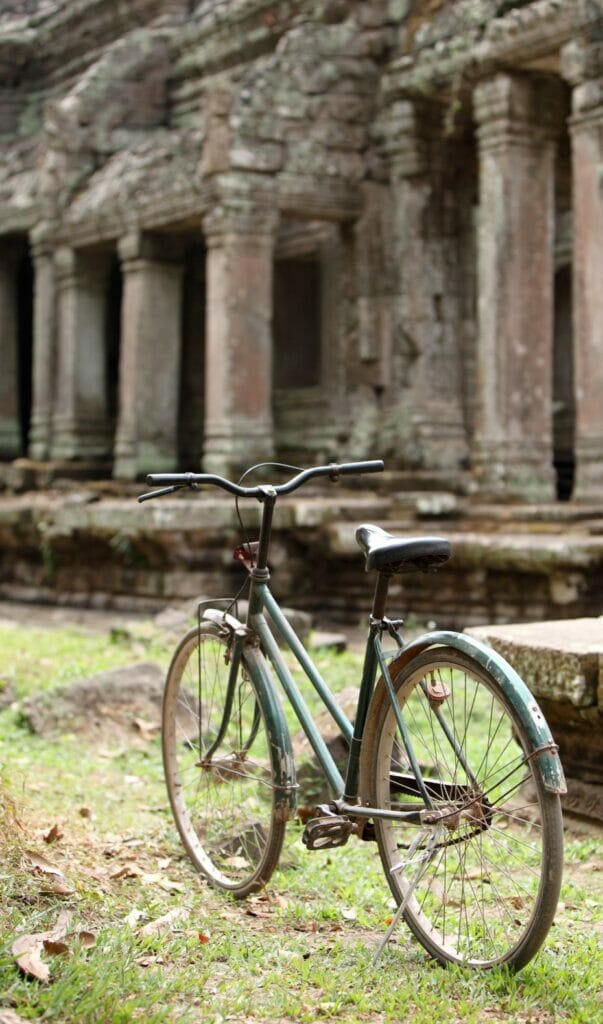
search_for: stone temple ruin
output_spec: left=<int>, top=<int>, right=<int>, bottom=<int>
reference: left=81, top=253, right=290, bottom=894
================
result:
left=0, top=0, right=602, bottom=503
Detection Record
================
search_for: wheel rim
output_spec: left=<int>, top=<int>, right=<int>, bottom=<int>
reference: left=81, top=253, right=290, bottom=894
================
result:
left=163, top=628, right=280, bottom=892
left=374, top=653, right=561, bottom=967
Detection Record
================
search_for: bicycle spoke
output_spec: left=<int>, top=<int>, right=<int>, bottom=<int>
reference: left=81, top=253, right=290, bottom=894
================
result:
left=163, top=626, right=285, bottom=896
left=371, top=648, right=563, bottom=968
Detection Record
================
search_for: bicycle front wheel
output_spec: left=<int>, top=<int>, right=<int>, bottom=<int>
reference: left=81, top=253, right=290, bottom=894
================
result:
left=162, top=623, right=286, bottom=897
left=368, top=647, right=563, bottom=969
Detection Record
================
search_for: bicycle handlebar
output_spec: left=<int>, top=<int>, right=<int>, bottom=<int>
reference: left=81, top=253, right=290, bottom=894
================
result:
left=137, top=460, right=384, bottom=503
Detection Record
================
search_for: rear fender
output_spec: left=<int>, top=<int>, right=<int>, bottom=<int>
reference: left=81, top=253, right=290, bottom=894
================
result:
left=360, top=631, right=566, bottom=799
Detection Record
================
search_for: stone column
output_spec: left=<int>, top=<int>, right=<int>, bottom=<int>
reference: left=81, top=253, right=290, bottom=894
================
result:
left=114, top=232, right=184, bottom=479
left=382, top=100, right=467, bottom=470
left=51, top=246, right=112, bottom=460
left=29, top=232, right=56, bottom=460
left=565, top=56, right=603, bottom=501
left=0, top=246, right=21, bottom=457
left=473, top=74, right=563, bottom=499
left=202, top=200, right=278, bottom=476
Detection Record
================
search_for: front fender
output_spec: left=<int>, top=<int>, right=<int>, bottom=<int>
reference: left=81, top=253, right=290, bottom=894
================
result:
left=201, top=608, right=297, bottom=821
left=243, top=645, right=298, bottom=821
left=360, top=631, right=566, bottom=797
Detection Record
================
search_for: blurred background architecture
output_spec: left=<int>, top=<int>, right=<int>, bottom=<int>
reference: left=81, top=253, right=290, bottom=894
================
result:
left=1, top=0, right=602, bottom=502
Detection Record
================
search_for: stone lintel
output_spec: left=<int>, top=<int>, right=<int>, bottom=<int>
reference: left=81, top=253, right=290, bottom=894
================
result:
left=275, top=174, right=363, bottom=222
left=203, top=198, right=279, bottom=245
left=561, top=38, right=603, bottom=87
left=117, top=231, right=186, bottom=266
left=54, top=245, right=111, bottom=286
left=474, top=73, right=566, bottom=148
left=569, top=79, right=603, bottom=127
left=384, top=3, right=576, bottom=103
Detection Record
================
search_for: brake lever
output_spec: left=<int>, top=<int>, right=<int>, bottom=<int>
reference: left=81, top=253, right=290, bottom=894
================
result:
left=137, top=483, right=186, bottom=503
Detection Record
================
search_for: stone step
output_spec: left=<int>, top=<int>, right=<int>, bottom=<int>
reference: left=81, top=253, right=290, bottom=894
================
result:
left=0, top=489, right=602, bottom=629
left=467, top=617, right=603, bottom=825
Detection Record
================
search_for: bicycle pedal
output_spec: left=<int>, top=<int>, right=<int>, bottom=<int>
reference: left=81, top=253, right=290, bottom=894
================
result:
left=302, top=815, right=355, bottom=851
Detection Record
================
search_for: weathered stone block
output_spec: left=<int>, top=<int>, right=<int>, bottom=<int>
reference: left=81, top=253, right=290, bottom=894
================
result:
left=468, top=618, right=602, bottom=707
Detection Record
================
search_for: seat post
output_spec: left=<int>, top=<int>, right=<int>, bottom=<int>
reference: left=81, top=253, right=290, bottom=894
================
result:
left=371, top=571, right=390, bottom=621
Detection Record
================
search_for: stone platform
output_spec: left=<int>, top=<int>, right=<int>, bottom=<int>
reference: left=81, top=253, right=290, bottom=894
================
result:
left=468, top=618, right=603, bottom=825
left=0, top=481, right=602, bottom=630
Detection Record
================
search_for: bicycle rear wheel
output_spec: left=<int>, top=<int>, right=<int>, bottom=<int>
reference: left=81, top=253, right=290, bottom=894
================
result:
left=368, top=647, right=563, bottom=969
left=162, top=623, right=285, bottom=897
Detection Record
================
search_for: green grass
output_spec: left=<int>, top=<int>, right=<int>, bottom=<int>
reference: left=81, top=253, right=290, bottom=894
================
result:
left=0, top=620, right=601, bottom=1023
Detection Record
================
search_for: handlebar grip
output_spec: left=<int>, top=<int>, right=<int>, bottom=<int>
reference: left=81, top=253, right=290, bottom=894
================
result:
left=334, top=460, right=384, bottom=476
left=146, top=473, right=196, bottom=485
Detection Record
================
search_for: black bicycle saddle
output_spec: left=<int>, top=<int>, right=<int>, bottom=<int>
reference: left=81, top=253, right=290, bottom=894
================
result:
left=355, top=524, right=451, bottom=575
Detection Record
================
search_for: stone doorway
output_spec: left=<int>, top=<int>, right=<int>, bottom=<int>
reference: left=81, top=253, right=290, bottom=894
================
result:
left=178, top=240, right=206, bottom=470
left=0, top=238, right=33, bottom=460
left=16, top=247, right=33, bottom=455
left=105, top=252, right=122, bottom=456
left=273, top=255, right=321, bottom=390
left=273, top=251, right=323, bottom=464
left=553, top=263, right=575, bottom=500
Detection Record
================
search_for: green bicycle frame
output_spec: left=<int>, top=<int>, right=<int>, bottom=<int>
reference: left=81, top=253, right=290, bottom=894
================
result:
left=200, top=480, right=566, bottom=825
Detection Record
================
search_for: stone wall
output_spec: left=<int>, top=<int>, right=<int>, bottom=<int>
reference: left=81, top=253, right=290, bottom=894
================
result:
left=0, top=486, right=601, bottom=628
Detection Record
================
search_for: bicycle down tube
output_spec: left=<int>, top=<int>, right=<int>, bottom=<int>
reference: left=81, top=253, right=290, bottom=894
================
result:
left=242, top=579, right=429, bottom=826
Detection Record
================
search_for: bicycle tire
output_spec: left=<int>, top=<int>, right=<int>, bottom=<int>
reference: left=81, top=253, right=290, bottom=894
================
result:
left=162, top=622, right=286, bottom=897
left=367, top=647, right=563, bottom=969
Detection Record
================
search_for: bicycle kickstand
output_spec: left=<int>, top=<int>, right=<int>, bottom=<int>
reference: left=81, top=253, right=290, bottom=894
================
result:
left=371, top=825, right=444, bottom=965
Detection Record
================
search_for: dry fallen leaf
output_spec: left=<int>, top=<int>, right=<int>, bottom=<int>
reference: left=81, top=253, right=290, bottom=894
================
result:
left=124, top=908, right=144, bottom=928
left=39, top=878, right=76, bottom=897
left=12, top=910, right=72, bottom=982
left=43, top=824, right=63, bottom=845
left=223, top=855, right=249, bottom=870
left=133, top=717, right=158, bottom=741
left=12, top=946, right=49, bottom=983
left=137, top=907, right=189, bottom=939
left=42, top=940, right=70, bottom=956
left=109, top=862, right=143, bottom=880
left=0, top=1008, right=30, bottom=1023
left=23, top=850, right=64, bottom=878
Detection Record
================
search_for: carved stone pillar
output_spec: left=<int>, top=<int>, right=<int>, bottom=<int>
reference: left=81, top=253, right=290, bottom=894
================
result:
left=29, top=231, right=57, bottom=460
left=114, top=233, right=184, bottom=479
left=52, top=246, right=112, bottom=460
left=0, top=246, right=21, bottom=457
left=565, top=52, right=603, bottom=501
left=382, top=100, right=467, bottom=470
left=473, top=74, right=563, bottom=499
left=202, top=200, right=278, bottom=476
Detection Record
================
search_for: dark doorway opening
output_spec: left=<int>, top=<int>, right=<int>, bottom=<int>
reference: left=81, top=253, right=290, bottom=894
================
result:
left=16, top=248, right=33, bottom=454
left=273, top=257, right=321, bottom=389
left=178, top=241, right=206, bottom=468
left=553, top=264, right=575, bottom=501
left=105, top=253, right=122, bottom=449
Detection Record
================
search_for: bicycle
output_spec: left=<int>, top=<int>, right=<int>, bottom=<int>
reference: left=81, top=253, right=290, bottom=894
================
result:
left=138, top=460, right=565, bottom=970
